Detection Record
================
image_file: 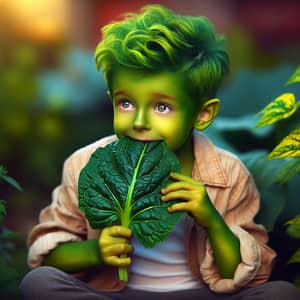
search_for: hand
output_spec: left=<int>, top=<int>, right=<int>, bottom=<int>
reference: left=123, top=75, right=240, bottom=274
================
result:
left=99, top=225, right=133, bottom=267
left=161, top=172, right=217, bottom=228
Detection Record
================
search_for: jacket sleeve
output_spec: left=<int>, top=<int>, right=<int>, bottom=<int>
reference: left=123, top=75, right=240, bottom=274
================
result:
left=27, top=154, right=88, bottom=269
left=199, top=156, right=276, bottom=293
left=27, top=135, right=117, bottom=269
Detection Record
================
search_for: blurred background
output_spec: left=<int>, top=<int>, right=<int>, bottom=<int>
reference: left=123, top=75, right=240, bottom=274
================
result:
left=1, top=0, right=300, bottom=298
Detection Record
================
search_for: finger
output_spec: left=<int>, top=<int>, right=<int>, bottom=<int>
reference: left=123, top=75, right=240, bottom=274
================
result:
left=168, top=202, right=189, bottom=214
left=102, top=243, right=133, bottom=257
left=106, top=256, right=132, bottom=267
left=100, top=236, right=130, bottom=247
left=106, top=226, right=132, bottom=238
left=161, top=181, right=194, bottom=194
left=169, top=172, right=197, bottom=184
left=161, top=190, right=192, bottom=202
left=100, top=227, right=132, bottom=247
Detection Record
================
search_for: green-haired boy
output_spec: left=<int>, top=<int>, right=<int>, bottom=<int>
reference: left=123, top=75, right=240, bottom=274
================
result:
left=20, top=5, right=300, bottom=299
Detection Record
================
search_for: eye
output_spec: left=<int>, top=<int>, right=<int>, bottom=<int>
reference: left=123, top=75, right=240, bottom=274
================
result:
left=117, top=100, right=134, bottom=111
left=155, top=103, right=171, bottom=113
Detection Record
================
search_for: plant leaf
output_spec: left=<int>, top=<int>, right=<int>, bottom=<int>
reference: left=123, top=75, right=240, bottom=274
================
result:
left=293, top=273, right=300, bottom=289
left=0, top=166, right=7, bottom=177
left=0, top=165, right=22, bottom=191
left=286, top=214, right=300, bottom=239
left=286, top=223, right=300, bottom=239
left=0, top=200, right=6, bottom=221
left=288, top=249, right=300, bottom=264
left=285, top=66, right=300, bottom=86
left=267, top=126, right=300, bottom=159
left=1, top=175, right=23, bottom=191
left=1, top=228, right=21, bottom=240
left=285, top=214, right=300, bottom=226
left=240, top=150, right=283, bottom=188
left=273, top=157, right=300, bottom=183
left=256, top=93, right=300, bottom=127
left=78, top=137, right=182, bottom=248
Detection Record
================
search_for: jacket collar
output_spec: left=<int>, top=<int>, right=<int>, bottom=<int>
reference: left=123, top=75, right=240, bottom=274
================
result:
left=192, top=131, right=229, bottom=188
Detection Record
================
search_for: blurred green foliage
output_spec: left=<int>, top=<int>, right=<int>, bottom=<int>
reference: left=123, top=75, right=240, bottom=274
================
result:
left=0, top=44, right=113, bottom=189
left=254, top=66, right=300, bottom=287
left=0, top=166, right=23, bottom=299
left=207, top=64, right=300, bottom=285
left=0, top=42, right=114, bottom=298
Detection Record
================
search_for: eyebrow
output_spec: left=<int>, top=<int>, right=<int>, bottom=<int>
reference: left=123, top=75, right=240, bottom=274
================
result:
left=114, top=90, right=130, bottom=97
left=152, top=93, right=176, bottom=101
left=113, top=91, right=176, bottom=101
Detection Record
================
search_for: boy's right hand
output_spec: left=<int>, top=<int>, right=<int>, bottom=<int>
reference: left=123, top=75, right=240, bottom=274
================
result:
left=99, top=226, right=133, bottom=267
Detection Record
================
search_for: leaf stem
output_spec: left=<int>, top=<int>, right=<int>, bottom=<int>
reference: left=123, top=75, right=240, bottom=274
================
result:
left=118, top=143, right=148, bottom=281
left=121, top=143, right=148, bottom=228
left=118, top=255, right=128, bottom=282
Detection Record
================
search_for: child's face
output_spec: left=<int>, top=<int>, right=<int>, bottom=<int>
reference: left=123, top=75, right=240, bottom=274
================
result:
left=110, top=68, right=200, bottom=152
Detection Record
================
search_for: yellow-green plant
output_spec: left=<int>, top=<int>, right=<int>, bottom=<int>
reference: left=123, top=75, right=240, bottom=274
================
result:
left=256, top=66, right=300, bottom=286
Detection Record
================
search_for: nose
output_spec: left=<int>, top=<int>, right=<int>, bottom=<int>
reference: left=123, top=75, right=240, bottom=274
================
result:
left=133, top=108, right=151, bottom=131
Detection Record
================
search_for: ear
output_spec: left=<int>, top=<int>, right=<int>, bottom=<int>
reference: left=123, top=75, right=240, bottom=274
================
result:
left=194, top=98, right=220, bottom=131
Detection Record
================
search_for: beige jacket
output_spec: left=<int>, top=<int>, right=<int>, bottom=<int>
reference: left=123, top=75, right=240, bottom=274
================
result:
left=27, top=131, right=276, bottom=293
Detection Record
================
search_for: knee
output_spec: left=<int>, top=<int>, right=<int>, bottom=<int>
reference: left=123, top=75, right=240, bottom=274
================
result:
left=20, top=266, right=63, bottom=299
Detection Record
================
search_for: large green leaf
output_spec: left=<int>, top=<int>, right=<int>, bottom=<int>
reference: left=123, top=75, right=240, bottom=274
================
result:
left=273, top=157, right=300, bottom=183
left=78, top=137, right=182, bottom=248
left=240, top=150, right=283, bottom=188
left=285, top=66, right=300, bottom=86
left=268, top=126, right=300, bottom=159
left=256, top=93, right=300, bottom=127
left=211, top=115, right=273, bottom=137
left=239, top=151, right=287, bottom=231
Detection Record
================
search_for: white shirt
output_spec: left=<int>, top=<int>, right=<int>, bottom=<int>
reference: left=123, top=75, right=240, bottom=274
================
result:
left=127, top=216, right=202, bottom=292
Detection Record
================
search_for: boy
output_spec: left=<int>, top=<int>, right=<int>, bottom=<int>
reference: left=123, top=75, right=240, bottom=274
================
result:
left=20, top=5, right=300, bottom=300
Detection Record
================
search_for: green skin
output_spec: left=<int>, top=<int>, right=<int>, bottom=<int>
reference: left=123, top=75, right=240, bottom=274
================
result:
left=44, top=68, right=241, bottom=279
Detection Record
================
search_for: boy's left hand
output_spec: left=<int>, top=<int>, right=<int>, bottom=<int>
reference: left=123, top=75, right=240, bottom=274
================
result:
left=161, top=172, right=217, bottom=228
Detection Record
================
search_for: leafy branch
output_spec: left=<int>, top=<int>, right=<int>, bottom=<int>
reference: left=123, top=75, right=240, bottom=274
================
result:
left=255, top=66, right=300, bottom=286
left=256, top=67, right=300, bottom=182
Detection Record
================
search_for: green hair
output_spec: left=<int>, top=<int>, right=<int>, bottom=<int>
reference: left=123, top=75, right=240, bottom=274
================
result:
left=95, top=4, right=229, bottom=100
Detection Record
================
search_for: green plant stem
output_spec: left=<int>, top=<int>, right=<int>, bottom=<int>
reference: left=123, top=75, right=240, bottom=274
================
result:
left=118, top=256, right=128, bottom=282
left=118, top=144, right=147, bottom=282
